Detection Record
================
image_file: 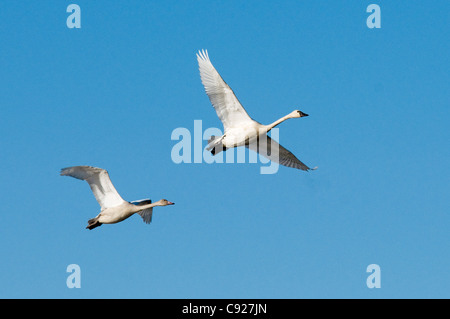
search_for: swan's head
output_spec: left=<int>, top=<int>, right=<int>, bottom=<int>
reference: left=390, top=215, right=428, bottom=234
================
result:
left=157, top=199, right=175, bottom=206
left=292, top=110, right=309, bottom=118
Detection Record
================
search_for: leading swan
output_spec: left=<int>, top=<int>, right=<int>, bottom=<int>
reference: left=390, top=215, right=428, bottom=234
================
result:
left=197, top=49, right=315, bottom=171
left=60, top=166, right=174, bottom=230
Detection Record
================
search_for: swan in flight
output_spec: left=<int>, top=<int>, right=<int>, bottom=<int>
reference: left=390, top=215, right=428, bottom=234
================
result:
left=60, top=166, right=174, bottom=230
left=197, top=49, right=315, bottom=171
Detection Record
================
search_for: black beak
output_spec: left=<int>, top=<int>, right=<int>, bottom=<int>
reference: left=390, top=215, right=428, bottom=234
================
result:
left=299, top=111, right=309, bottom=117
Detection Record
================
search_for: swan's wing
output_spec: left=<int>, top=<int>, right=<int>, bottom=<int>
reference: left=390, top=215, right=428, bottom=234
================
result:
left=131, top=199, right=153, bottom=224
left=137, top=208, right=153, bottom=224
left=197, top=50, right=254, bottom=131
left=60, top=166, right=126, bottom=210
left=246, top=135, right=313, bottom=171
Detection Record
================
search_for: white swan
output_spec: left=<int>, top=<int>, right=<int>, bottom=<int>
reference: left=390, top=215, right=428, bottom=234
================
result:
left=60, top=166, right=174, bottom=230
left=197, top=50, right=315, bottom=171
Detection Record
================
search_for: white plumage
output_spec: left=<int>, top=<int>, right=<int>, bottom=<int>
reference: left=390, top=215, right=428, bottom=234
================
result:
left=60, top=166, right=125, bottom=210
left=197, top=50, right=254, bottom=131
left=61, top=166, right=174, bottom=229
left=197, top=50, right=315, bottom=171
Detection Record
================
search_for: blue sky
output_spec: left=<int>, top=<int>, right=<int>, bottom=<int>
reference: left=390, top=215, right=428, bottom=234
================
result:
left=0, top=1, right=449, bottom=298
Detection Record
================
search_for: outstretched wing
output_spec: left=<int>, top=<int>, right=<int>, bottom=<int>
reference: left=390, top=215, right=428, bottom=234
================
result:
left=246, top=135, right=313, bottom=171
left=60, top=166, right=126, bottom=210
left=131, top=199, right=153, bottom=224
left=197, top=49, right=255, bottom=131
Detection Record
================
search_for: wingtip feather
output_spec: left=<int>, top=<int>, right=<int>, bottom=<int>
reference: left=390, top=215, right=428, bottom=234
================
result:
left=60, top=167, right=73, bottom=176
left=197, top=49, right=210, bottom=62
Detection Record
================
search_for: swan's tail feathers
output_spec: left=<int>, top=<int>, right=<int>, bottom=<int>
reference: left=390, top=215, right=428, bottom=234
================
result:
left=207, top=135, right=226, bottom=155
left=207, top=135, right=216, bottom=145
left=211, top=146, right=226, bottom=156
left=206, top=135, right=218, bottom=151
left=86, top=217, right=102, bottom=230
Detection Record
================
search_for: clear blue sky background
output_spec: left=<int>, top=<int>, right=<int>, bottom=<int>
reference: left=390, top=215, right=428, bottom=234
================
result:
left=0, top=1, right=449, bottom=298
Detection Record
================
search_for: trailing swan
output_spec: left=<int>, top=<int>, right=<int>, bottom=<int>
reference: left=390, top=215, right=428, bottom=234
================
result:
left=60, top=166, right=174, bottom=230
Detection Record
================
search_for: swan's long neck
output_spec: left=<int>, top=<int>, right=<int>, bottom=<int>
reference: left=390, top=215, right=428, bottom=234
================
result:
left=131, top=202, right=158, bottom=213
left=265, top=114, right=293, bottom=132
